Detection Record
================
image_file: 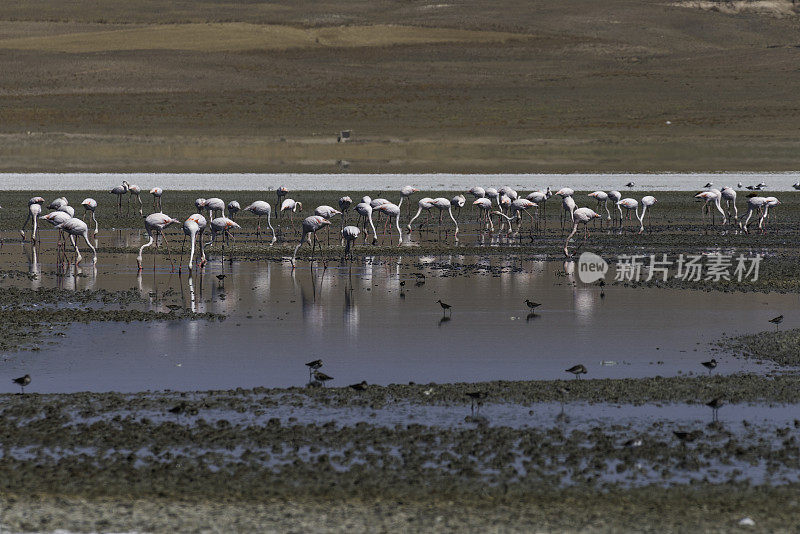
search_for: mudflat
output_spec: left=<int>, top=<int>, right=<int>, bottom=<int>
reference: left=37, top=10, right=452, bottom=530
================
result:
left=0, top=0, right=799, bottom=172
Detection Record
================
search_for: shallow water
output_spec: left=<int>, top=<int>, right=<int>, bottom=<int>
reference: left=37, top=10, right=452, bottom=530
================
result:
left=1, top=172, right=799, bottom=191
left=0, top=231, right=797, bottom=393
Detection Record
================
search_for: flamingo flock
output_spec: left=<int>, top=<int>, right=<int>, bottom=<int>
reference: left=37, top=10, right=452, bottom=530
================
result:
left=12, top=180, right=788, bottom=271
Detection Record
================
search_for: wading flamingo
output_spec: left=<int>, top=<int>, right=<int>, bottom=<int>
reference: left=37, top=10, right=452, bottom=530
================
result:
left=227, top=201, right=240, bottom=220
left=607, top=190, right=622, bottom=225
left=451, top=194, right=466, bottom=220
left=527, top=187, right=552, bottom=226
left=406, top=197, right=435, bottom=235
left=374, top=202, right=403, bottom=245
left=150, top=188, right=164, bottom=212
left=48, top=197, right=68, bottom=210
left=588, top=191, right=609, bottom=225
left=40, top=211, right=71, bottom=263
left=21, top=197, right=45, bottom=243
left=694, top=190, right=724, bottom=225
left=205, top=217, right=240, bottom=250
left=292, top=215, right=331, bottom=266
left=638, top=196, right=657, bottom=234
left=315, top=205, right=342, bottom=245
left=430, top=198, right=459, bottom=241
left=509, top=198, right=537, bottom=233
left=720, top=187, right=738, bottom=223
left=128, top=183, right=143, bottom=215
left=355, top=200, right=378, bottom=244
left=399, top=186, right=419, bottom=215
left=341, top=225, right=361, bottom=258
left=81, top=198, right=99, bottom=236
left=473, top=198, right=494, bottom=231
left=58, top=217, right=97, bottom=266
left=182, top=214, right=207, bottom=272
left=203, top=198, right=226, bottom=220
left=617, top=198, right=639, bottom=230
left=243, top=201, right=277, bottom=244
left=739, top=196, right=768, bottom=233
left=564, top=208, right=601, bottom=257
left=110, top=183, right=128, bottom=215
left=280, top=198, right=303, bottom=234
left=137, top=213, right=179, bottom=270
left=57, top=205, right=75, bottom=218
left=555, top=188, right=576, bottom=230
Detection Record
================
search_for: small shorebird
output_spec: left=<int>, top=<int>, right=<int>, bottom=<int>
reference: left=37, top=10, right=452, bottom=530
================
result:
left=216, top=274, right=226, bottom=286
left=437, top=299, right=452, bottom=315
left=625, top=181, right=635, bottom=188
left=707, top=398, right=724, bottom=422
left=305, top=359, right=322, bottom=379
left=12, top=374, right=31, bottom=394
left=349, top=381, right=368, bottom=391
left=704, top=182, right=713, bottom=188
left=673, top=430, right=697, bottom=444
left=769, top=315, right=784, bottom=331
left=525, top=299, right=542, bottom=312
left=566, top=364, right=587, bottom=379
left=466, top=391, right=485, bottom=415
left=623, top=438, right=643, bottom=448
left=700, top=359, right=717, bottom=374
left=313, top=370, right=333, bottom=386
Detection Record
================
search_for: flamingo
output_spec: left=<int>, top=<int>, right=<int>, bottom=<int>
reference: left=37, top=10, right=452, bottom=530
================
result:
left=280, top=198, right=303, bottom=234
left=227, top=201, right=241, bottom=220
left=695, top=190, right=724, bottom=225
left=406, top=197, right=434, bottom=235
left=338, top=196, right=353, bottom=223
left=509, top=198, right=537, bottom=233
left=276, top=186, right=289, bottom=222
left=57, top=217, right=97, bottom=265
left=315, top=205, right=342, bottom=245
left=564, top=208, right=601, bottom=257
left=110, top=183, right=128, bottom=215
left=81, top=198, right=99, bottom=237
left=195, top=198, right=206, bottom=212
left=48, top=197, right=68, bottom=210
left=21, top=197, right=44, bottom=243
left=205, top=217, right=240, bottom=250
left=40, top=211, right=71, bottom=262
left=473, top=198, right=494, bottom=231
left=374, top=202, right=403, bottom=245
left=128, top=183, right=143, bottom=215
left=761, top=196, right=781, bottom=230
left=502, top=187, right=518, bottom=201
left=399, top=186, right=419, bottom=215
left=355, top=201, right=378, bottom=244
left=341, top=225, right=360, bottom=258
left=485, top=188, right=500, bottom=209
left=555, top=188, right=576, bottom=230
left=468, top=186, right=486, bottom=199
left=451, top=194, right=466, bottom=220
left=243, top=201, right=277, bottom=244
left=149, top=187, right=164, bottom=212
left=57, top=205, right=75, bottom=218
left=292, top=215, right=331, bottom=266
left=203, top=198, right=226, bottom=220
left=182, top=214, right=207, bottom=272
left=720, top=187, right=738, bottom=223
left=739, top=196, right=769, bottom=233
left=617, top=198, right=639, bottom=229
left=490, top=210, right=518, bottom=237
left=430, top=198, right=459, bottom=241
left=527, top=187, right=552, bottom=226
left=137, top=213, right=179, bottom=270
left=588, top=191, right=609, bottom=225
left=638, top=196, right=657, bottom=234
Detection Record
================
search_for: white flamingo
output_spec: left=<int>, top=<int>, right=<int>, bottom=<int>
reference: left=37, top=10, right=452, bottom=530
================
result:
left=527, top=187, right=552, bottom=226
left=203, top=198, right=226, bottom=220
left=280, top=198, right=303, bottom=233
left=720, top=187, right=738, bottom=223
left=355, top=201, right=378, bottom=244
left=695, top=190, right=724, bottom=225
left=341, top=225, right=361, bottom=258
left=406, top=197, right=435, bottom=235
left=617, top=198, right=639, bottom=229
left=81, top=198, right=99, bottom=236
left=128, top=183, right=143, bottom=215
left=468, top=186, right=486, bottom=199
left=555, top=188, right=576, bottom=229
left=315, top=205, right=342, bottom=245
left=485, top=188, right=500, bottom=209
left=739, top=196, right=769, bottom=233
left=205, top=217, right=240, bottom=249
left=399, top=186, right=419, bottom=215
left=509, top=198, right=537, bottom=233
left=374, top=202, right=403, bottom=245
left=761, top=196, right=781, bottom=230
left=451, top=194, right=466, bottom=220
left=21, top=197, right=45, bottom=243
left=588, top=191, right=610, bottom=223
left=137, top=213, right=179, bottom=270
left=638, top=196, right=657, bottom=234
left=182, top=214, right=207, bottom=272
left=58, top=217, right=97, bottom=266
left=564, top=208, right=601, bottom=257
left=40, top=211, right=71, bottom=260
left=110, top=183, right=128, bottom=215
left=195, top=198, right=206, bottom=212
left=57, top=205, right=76, bottom=218
left=243, top=201, right=277, bottom=244
left=292, top=215, right=331, bottom=266
left=473, top=198, right=494, bottom=231
left=48, top=197, right=68, bottom=210
left=607, top=190, right=622, bottom=224
left=149, top=187, right=164, bottom=212
left=338, top=196, right=353, bottom=223
left=430, top=198, right=459, bottom=241
left=227, top=201, right=241, bottom=220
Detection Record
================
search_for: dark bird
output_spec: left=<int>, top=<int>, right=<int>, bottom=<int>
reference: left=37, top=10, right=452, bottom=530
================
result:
left=466, top=391, right=486, bottom=415
left=623, top=438, right=643, bottom=448
left=707, top=398, right=724, bottom=422
left=305, top=359, right=322, bottom=378
left=168, top=402, right=188, bottom=415
left=525, top=299, right=542, bottom=311
left=437, top=299, right=452, bottom=315
left=399, top=281, right=405, bottom=287
left=349, top=380, right=368, bottom=391
left=704, top=182, right=713, bottom=188
left=12, top=374, right=30, bottom=394
left=769, top=315, right=784, bottom=330
left=216, top=274, right=226, bottom=286
left=625, top=181, right=635, bottom=188
left=565, top=364, right=587, bottom=379
left=673, top=430, right=696, bottom=444
left=700, top=358, right=717, bottom=374
left=313, top=370, right=334, bottom=386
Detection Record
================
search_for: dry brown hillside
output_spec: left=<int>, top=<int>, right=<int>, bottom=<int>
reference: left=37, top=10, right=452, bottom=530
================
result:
left=0, top=0, right=798, bottom=172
